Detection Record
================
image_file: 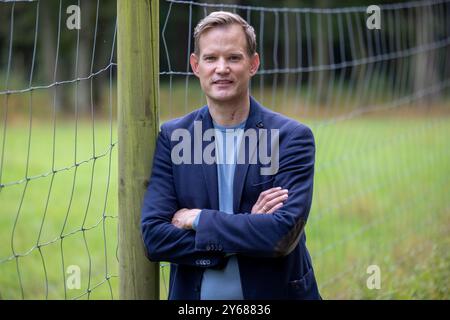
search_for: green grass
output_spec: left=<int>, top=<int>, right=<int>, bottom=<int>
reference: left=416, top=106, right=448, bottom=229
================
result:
left=0, top=114, right=449, bottom=299
left=0, top=118, right=118, bottom=299
left=308, top=117, right=450, bottom=299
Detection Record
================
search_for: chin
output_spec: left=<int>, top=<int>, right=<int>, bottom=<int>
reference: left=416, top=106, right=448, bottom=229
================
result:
left=210, top=92, right=238, bottom=102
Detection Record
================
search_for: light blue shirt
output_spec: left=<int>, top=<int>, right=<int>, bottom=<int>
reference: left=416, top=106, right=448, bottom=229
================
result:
left=192, top=119, right=246, bottom=300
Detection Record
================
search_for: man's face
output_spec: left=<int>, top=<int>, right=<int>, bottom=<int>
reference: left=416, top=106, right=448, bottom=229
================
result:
left=190, top=24, right=260, bottom=105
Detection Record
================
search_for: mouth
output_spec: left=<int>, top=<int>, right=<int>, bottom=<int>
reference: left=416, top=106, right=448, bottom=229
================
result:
left=212, top=79, right=234, bottom=85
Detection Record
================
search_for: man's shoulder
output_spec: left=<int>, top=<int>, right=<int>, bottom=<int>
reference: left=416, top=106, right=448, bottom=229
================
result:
left=256, top=102, right=312, bottom=137
left=160, top=105, right=207, bottom=132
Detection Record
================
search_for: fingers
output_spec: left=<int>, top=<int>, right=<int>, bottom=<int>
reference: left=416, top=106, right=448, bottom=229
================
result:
left=256, top=187, right=282, bottom=204
left=172, top=218, right=181, bottom=228
left=265, top=192, right=288, bottom=210
left=174, top=208, right=188, bottom=215
left=172, top=208, right=187, bottom=228
left=252, top=187, right=289, bottom=214
left=171, top=208, right=200, bottom=229
left=259, top=186, right=283, bottom=198
left=171, top=214, right=182, bottom=227
left=266, top=202, right=283, bottom=214
left=256, top=187, right=288, bottom=205
left=265, top=189, right=289, bottom=204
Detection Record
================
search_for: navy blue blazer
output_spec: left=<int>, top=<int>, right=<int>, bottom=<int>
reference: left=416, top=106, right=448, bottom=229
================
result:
left=141, top=97, right=320, bottom=300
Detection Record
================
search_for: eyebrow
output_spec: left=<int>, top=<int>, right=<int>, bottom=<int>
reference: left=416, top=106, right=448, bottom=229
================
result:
left=201, top=52, right=245, bottom=57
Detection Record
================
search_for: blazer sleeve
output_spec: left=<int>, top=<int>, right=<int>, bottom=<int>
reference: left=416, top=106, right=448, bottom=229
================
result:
left=195, top=124, right=315, bottom=258
left=141, top=124, right=225, bottom=268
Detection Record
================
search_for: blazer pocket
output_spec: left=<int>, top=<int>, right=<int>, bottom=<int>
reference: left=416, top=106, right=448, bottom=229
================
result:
left=287, top=267, right=321, bottom=300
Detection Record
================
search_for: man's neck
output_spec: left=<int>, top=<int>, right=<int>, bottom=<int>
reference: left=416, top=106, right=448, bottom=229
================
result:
left=206, top=96, right=250, bottom=127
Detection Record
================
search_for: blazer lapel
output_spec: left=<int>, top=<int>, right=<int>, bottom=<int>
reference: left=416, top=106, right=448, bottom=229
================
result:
left=200, top=107, right=219, bottom=210
left=233, top=97, right=263, bottom=213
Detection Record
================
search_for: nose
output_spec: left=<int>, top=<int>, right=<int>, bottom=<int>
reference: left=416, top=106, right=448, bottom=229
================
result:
left=215, top=58, right=230, bottom=74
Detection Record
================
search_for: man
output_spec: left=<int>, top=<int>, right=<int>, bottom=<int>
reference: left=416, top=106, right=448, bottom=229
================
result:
left=141, top=11, right=320, bottom=300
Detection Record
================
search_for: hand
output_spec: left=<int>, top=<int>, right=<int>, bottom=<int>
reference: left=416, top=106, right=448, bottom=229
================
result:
left=251, top=187, right=288, bottom=214
left=172, top=208, right=201, bottom=229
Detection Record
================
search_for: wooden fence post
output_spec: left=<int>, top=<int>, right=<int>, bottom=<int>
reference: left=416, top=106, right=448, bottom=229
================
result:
left=117, top=0, right=159, bottom=300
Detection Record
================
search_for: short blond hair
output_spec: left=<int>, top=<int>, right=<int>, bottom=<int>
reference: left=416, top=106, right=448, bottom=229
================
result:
left=193, top=11, right=257, bottom=57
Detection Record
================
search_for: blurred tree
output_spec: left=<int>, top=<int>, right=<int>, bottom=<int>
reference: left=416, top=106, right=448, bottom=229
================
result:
left=413, top=5, right=439, bottom=106
left=78, top=0, right=95, bottom=114
left=1, top=0, right=448, bottom=115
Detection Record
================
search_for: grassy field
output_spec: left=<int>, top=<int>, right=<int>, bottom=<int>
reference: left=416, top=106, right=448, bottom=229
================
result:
left=0, top=113, right=449, bottom=299
left=0, top=119, right=119, bottom=299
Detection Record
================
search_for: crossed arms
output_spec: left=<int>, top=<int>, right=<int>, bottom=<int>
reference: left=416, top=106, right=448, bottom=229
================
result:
left=171, top=186, right=289, bottom=229
left=141, top=123, right=315, bottom=267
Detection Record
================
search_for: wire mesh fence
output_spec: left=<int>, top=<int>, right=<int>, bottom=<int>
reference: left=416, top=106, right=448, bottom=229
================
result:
left=0, top=0, right=449, bottom=299
left=158, top=0, right=450, bottom=299
left=0, top=0, right=118, bottom=299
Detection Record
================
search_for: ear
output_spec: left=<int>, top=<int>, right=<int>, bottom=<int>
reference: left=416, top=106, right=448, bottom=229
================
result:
left=249, top=53, right=260, bottom=76
left=190, top=53, right=200, bottom=77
